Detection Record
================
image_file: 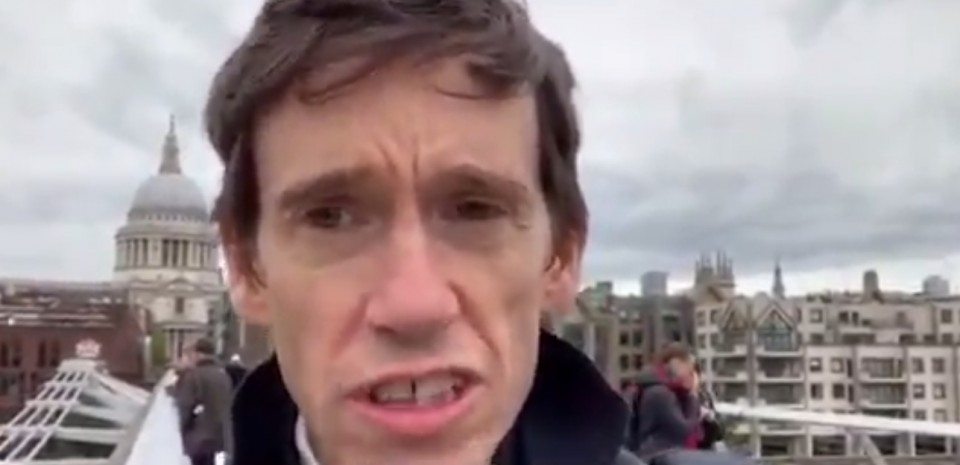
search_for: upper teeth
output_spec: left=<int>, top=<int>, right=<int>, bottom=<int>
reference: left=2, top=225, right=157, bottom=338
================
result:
left=371, top=374, right=461, bottom=404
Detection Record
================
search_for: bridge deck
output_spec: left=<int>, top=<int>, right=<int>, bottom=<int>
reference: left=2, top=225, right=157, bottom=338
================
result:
left=3, top=361, right=959, bottom=464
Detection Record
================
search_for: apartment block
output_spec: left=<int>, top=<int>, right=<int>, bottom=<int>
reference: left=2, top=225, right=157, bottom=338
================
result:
left=696, top=281, right=960, bottom=458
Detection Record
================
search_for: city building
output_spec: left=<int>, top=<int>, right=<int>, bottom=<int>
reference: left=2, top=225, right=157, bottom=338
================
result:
left=550, top=295, right=620, bottom=389
left=559, top=278, right=697, bottom=393
left=695, top=261, right=960, bottom=458
left=923, top=275, right=951, bottom=297
left=0, top=117, right=238, bottom=401
left=0, top=286, right=145, bottom=420
left=641, top=271, right=669, bottom=296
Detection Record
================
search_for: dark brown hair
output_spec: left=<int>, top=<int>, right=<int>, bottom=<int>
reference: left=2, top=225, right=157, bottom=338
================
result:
left=192, top=337, right=217, bottom=356
left=654, top=342, right=692, bottom=365
left=204, top=0, right=587, bottom=278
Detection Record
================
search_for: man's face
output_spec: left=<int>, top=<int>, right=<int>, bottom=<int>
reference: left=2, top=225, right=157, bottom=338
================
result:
left=228, top=59, right=582, bottom=465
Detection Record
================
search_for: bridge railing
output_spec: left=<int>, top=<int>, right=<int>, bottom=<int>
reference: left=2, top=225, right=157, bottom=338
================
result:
left=715, top=401, right=960, bottom=465
left=107, top=370, right=188, bottom=465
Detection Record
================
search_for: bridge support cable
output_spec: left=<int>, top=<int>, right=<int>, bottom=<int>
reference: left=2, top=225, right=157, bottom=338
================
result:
left=858, top=433, right=889, bottom=465
left=0, top=358, right=148, bottom=465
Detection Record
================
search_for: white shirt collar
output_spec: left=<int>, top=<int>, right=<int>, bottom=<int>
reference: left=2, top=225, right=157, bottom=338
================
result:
left=295, top=415, right=321, bottom=465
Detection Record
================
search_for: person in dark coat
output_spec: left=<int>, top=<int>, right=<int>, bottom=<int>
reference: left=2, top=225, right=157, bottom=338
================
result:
left=224, top=354, right=247, bottom=391
left=627, top=343, right=703, bottom=459
left=174, top=338, right=235, bottom=465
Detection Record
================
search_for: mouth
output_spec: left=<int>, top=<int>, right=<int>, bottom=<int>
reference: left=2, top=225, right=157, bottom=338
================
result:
left=348, top=368, right=481, bottom=437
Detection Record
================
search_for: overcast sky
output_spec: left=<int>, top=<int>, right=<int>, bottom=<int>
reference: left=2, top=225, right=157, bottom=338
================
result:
left=1, top=0, right=959, bottom=295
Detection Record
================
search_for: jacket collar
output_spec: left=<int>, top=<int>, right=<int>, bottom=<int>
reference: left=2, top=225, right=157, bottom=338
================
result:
left=232, top=331, right=628, bottom=465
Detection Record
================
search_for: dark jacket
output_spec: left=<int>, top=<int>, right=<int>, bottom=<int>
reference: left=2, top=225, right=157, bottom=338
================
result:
left=696, top=390, right=724, bottom=451
left=224, top=362, right=247, bottom=391
left=230, top=331, right=643, bottom=465
left=174, top=356, right=235, bottom=458
left=626, top=365, right=701, bottom=458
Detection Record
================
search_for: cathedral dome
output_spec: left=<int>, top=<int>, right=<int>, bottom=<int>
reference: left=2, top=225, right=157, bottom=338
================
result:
left=127, top=117, right=209, bottom=222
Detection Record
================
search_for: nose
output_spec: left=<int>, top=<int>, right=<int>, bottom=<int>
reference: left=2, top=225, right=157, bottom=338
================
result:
left=365, top=228, right=458, bottom=345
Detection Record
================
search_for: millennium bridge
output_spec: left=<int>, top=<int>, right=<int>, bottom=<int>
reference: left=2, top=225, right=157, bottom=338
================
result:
left=1, top=356, right=959, bottom=465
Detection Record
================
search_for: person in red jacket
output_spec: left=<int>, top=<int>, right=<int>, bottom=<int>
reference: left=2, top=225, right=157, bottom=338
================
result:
left=627, top=343, right=703, bottom=459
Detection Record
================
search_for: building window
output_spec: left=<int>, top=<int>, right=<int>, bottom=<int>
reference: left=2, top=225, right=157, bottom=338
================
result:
left=911, top=358, right=925, bottom=374
left=37, top=341, right=47, bottom=368
left=832, top=383, right=845, bottom=399
left=709, top=309, right=719, bottom=323
left=757, top=317, right=796, bottom=351
left=914, top=410, right=927, bottom=420
left=619, top=331, right=629, bottom=346
left=174, top=297, right=186, bottom=315
left=912, top=384, right=926, bottom=399
left=830, top=358, right=844, bottom=373
left=943, top=333, right=954, bottom=344
left=933, top=383, right=946, bottom=399
left=809, top=384, right=823, bottom=399
left=940, top=308, right=953, bottom=324
left=10, top=340, right=21, bottom=368
left=619, top=354, right=629, bottom=370
left=934, top=409, right=947, bottom=422
left=810, top=309, right=823, bottom=323
left=696, top=311, right=706, bottom=326
left=808, top=358, right=822, bottom=373
left=697, top=335, right=706, bottom=349
left=50, top=341, right=61, bottom=368
left=932, top=358, right=946, bottom=374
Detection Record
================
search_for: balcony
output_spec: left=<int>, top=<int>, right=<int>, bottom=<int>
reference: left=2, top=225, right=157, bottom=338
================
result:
left=712, top=372, right=749, bottom=383
left=860, top=397, right=908, bottom=408
left=859, top=371, right=907, bottom=382
left=757, top=370, right=804, bottom=382
left=713, top=342, right=749, bottom=356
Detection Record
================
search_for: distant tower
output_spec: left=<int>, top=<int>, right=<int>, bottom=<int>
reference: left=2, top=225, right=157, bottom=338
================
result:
left=713, top=250, right=736, bottom=298
left=159, top=115, right=181, bottom=174
left=772, top=257, right=785, bottom=299
left=714, top=250, right=735, bottom=283
left=922, top=275, right=950, bottom=296
left=694, top=253, right=715, bottom=287
left=641, top=271, right=669, bottom=297
left=862, top=270, right=880, bottom=299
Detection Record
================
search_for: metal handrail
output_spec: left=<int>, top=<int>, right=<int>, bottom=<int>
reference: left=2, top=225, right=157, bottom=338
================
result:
left=106, top=370, right=181, bottom=465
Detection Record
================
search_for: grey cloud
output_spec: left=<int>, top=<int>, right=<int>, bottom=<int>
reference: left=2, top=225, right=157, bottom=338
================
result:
left=2, top=0, right=960, bottom=291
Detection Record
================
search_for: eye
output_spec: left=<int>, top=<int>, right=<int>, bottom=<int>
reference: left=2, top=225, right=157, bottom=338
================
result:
left=302, top=205, right=354, bottom=230
left=446, top=198, right=507, bottom=222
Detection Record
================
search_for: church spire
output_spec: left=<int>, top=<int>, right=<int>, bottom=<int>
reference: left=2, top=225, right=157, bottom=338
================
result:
left=159, top=114, right=182, bottom=174
left=772, top=256, right=785, bottom=299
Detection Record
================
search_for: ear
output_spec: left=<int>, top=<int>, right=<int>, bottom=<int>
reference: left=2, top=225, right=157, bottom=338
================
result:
left=224, top=243, right=269, bottom=325
left=542, top=233, right=584, bottom=317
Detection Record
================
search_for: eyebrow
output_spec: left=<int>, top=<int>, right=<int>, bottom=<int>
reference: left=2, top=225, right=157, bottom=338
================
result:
left=435, top=164, right=532, bottom=200
left=275, top=163, right=532, bottom=212
left=276, top=166, right=380, bottom=213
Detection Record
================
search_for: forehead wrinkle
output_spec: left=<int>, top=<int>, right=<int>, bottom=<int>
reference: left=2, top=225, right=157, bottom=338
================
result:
left=254, top=62, right=540, bottom=202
